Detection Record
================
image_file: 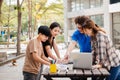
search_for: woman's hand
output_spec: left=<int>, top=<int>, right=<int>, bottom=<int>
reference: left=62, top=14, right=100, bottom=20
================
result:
left=56, top=59, right=62, bottom=64
left=56, top=58, right=69, bottom=64
left=92, top=64, right=102, bottom=69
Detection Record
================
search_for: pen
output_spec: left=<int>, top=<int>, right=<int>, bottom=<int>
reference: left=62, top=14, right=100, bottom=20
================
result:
left=54, top=60, right=56, bottom=64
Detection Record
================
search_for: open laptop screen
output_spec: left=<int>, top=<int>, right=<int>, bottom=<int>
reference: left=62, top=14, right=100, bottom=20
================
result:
left=69, top=51, right=92, bottom=69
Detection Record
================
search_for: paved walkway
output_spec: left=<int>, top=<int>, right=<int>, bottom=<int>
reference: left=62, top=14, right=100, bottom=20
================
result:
left=0, top=43, right=72, bottom=80
left=0, top=43, right=120, bottom=80
left=0, top=57, right=72, bottom=80
left=0, top=57, right=24, bottom=80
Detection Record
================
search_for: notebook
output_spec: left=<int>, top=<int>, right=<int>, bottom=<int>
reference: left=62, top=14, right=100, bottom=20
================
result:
left=69, top=51, right=92, bottom=69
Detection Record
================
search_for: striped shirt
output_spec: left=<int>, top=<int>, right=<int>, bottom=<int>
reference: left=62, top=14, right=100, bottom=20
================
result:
left=92, top=31, right=120, bottom=69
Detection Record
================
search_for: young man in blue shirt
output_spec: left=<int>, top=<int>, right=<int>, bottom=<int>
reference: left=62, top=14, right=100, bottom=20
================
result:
left=63, top=16, right=91, bottom=80
left=64, top=16, right=91, bottom=60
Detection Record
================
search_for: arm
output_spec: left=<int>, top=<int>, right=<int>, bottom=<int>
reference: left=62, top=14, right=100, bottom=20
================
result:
left=41, top=54, right=50, bottom=62
left=32, top=52, right=50, bottom=65
left=53, top=40, right=61, bottom=59
left=96, top=32, right=109, bottom=67
left=93, top=35, right=107, bottom=69
left=64, top=40, right=77, bottom=59
left=45, top=45, right=58, bottom=60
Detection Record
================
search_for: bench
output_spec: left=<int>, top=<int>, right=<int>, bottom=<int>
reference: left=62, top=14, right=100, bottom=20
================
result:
left=0, top=52, right=7, bottom=61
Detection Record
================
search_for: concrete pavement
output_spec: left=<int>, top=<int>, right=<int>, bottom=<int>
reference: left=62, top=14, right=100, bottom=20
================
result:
left=0, top=57, right=24, bottom=80
left=0, top=57, right=71, bottom=80
left=0, top=43, right=120, bottom=80
left=0, top=43, right=72, bottom=80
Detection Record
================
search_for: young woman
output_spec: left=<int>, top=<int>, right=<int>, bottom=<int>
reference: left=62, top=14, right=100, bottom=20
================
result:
left=78, top=15, right=120, bottom=80
left=42, top=22, right=61, bottom=60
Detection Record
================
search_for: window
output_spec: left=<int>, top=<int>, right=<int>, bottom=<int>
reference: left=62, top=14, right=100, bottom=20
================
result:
left=84, top=0, right=89, bottom=9
left=110, top=0, right=120, bottom=4
left=70, top=0, right=103, bottom=11
left=96, top=0, right=103, bottom=7
left=112, top=13, right=120, bottom=49
left=76, top=0, right=80, bottom=11
left=71, top=0, right=76, bottom=11
left=113, top=13, right=120, bottom=23
left=90, top=15, right=104, bottom=27
left=90, top=0, right=95, bottom=8
left=80, top=0, right=84, bottom=10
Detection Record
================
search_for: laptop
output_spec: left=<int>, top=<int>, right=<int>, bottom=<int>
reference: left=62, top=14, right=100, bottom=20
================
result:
left=69, top=51, right=92, bottom=69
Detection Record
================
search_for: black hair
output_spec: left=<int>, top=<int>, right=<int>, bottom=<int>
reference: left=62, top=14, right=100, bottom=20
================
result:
left=49, top=22, right=61, bottom=30
left=38, top=26, right=50, bottom=37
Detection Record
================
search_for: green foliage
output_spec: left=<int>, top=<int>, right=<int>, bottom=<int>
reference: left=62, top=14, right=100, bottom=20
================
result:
left=21, top=35, right=27, bottom=41
left=0, top=35, right=3, bottom=42
left=21, top=21, right=28, bottom=32
left=1, top=0, right=64, bottom=43
left=0, top=41, right=14, bottom=45
left=0, top=36, right=6, bottom=42
left=1, top=1, right=17, bottom=29
left=10, top=31, right=17, bottom=37
left=14, top=6, right=25, bottom=11
left=56, top=34, right=64, bottom=43
left=39, top=0, right=64, bottom=29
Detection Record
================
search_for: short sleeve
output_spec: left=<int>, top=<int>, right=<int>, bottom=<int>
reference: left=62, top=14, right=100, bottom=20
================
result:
left=71, top=31, right=78, bottom=42
left=29, top=39, right=38, bottom=54
left=42, top=40, right=51, bottom=57
left=42, top=40, right=50, bottom=47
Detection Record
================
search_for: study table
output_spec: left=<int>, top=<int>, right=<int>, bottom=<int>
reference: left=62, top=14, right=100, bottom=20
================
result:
left=41, top=67, right=110, bottom=80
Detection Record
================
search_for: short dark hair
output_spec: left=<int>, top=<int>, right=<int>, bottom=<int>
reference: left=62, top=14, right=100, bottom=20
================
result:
left=38, top=26, right=50, bottom=37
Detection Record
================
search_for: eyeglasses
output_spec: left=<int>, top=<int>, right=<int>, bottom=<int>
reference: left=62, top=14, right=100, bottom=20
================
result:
left=76, top=24, right=82, bottom=30
left=77, top=26, right=82, bottom=30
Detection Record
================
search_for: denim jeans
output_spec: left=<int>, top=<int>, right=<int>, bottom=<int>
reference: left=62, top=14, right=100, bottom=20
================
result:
left=106, top=65, right=120, bottom=80
left=23, top=71, right=37, bottom=80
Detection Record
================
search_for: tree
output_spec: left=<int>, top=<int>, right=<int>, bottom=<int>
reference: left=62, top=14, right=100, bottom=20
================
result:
left=32, top=0, right=63, bottom=37
left=32, top=0, right=47, bottom=37
left=1, top=0, right=18, bottom=47
left=27, top=0, right=32, bottom=39
left=16, top=0, right=24, bottom=56
left=6, top=0, right=11, bottom=48
left=0, top=0, right=3, bottom=25
left=20, top=0, right=63, bottom=38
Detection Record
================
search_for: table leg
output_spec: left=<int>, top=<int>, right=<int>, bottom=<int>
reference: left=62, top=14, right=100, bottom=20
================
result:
left=44, top=76, right=52, bottom=80
left=99, top=77, right=106, bottom=80
left=92, top=76, right=106, bottom=80
left=70, top=77, right=87, bottom=80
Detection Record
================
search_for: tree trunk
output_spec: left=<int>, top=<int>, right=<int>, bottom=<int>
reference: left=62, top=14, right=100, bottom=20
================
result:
left=17, top=0, right=22, bottom=56
left=0, top=0, right=3, bottom=24
left=33, top=17, right=37, bottom=37
left=7, top=0, right=11, bottom=48
left=28, top=0, right=32, bottom=40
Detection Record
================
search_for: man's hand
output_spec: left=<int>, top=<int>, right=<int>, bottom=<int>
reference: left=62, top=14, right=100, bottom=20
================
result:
left=56, top=59, right=62, bottom=64
left=63, top=52, right=70, bottom=60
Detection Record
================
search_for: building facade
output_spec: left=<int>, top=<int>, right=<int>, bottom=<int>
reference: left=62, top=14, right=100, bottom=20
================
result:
left=63, top=0, right=120, bottom=49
